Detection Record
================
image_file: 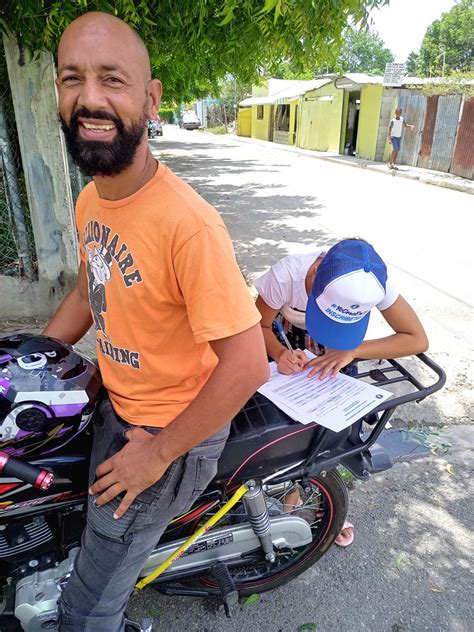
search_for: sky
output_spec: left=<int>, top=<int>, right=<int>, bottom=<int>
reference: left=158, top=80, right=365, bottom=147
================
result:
left=368, top=0, right=458, bottom=62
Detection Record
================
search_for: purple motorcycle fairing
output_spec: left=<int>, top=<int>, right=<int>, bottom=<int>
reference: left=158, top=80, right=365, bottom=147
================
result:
left=0, top=334, right=101, bottom=458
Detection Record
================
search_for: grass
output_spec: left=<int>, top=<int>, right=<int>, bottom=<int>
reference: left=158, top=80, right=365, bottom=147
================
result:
left=206, top=125, right=228, bottom=135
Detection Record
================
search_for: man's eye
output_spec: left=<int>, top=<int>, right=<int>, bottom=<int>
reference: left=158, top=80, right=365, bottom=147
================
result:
left=63, top=76, right=80, bottom=83
left=105, top=76, right=124, bottom=84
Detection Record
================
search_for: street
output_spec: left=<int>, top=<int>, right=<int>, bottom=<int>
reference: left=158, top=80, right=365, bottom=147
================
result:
left=152, top=125, right=473, bottom=427
left=127, top=127, right=473, bottom=631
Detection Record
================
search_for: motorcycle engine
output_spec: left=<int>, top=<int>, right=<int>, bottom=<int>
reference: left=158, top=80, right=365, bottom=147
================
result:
left=14, top=548, right=78, bottom=632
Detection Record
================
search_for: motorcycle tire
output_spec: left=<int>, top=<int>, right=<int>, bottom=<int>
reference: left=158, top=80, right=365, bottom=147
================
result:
left=197, top=469, right=348, bottom=595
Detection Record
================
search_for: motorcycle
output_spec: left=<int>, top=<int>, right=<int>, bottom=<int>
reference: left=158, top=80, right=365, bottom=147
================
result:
left=0, top=334, right=445, bottom=631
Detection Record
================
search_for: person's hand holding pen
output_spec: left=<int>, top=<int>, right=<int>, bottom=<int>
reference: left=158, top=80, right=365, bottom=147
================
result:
left=274, top=321, right=307, bottom=375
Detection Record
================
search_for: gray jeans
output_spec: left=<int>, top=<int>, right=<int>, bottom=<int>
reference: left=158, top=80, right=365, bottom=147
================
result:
left=58, top=396, right=230, bottom=631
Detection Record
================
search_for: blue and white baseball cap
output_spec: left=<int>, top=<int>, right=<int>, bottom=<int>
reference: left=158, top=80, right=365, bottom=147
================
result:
left=305, top=240, right=387, bottom=351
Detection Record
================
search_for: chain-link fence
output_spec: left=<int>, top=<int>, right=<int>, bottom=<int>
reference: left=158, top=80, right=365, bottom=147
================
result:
left=0, top=51, right=36, bottom=280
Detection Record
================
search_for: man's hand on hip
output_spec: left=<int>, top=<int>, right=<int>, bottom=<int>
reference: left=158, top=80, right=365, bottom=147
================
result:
left=89, top=428, right=170, bottom=519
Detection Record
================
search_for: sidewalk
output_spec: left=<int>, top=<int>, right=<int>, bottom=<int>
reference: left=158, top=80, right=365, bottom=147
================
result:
left=228, top=133, right=474, bottom=195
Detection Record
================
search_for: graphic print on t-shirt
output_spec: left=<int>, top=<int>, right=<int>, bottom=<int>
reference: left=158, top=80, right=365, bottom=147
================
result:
left=83, top=219, right=143, bottom=370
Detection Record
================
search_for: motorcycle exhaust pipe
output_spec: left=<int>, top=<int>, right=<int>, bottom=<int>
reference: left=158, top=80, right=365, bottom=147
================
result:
left=242, top=480, right=275, bottom=563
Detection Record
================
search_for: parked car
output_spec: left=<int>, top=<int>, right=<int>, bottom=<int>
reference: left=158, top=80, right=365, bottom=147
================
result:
left=181, top=111, right=201, bottom=130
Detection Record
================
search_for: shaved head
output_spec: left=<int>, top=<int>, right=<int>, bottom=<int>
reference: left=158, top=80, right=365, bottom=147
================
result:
left=56, top=11, right=162, bottom=177
left=58, top=11, right=151, bottom=82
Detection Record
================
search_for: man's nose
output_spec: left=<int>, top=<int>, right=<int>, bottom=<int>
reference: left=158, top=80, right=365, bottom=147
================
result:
left=76, top=78, right=109, bottom=112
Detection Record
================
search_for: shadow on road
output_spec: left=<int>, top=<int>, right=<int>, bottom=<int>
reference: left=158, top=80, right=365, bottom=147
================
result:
left=154, top=139, right=333, bottom=281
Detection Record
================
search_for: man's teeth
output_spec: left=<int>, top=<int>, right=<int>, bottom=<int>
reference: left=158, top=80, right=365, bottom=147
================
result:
left=83, top=123, right=115, bottom=130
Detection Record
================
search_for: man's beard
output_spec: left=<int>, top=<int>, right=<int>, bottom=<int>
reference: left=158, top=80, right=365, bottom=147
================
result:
left=60, top=107, right=148, bottom=177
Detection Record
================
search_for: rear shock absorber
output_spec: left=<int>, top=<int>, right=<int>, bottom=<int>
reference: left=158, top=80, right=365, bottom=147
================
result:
left=242, top=480, right=275, bottom=563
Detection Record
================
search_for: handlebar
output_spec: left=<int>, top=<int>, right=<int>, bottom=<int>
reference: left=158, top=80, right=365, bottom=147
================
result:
left=0, top=451, right=54, bottom=490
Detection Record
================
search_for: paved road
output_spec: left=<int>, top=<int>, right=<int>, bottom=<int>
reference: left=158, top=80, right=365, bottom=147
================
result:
left=152, top=126, right=473, bottom=429
left=127, top=430, right=472, bottom=632
left=129, top=127, right=473, bottom=631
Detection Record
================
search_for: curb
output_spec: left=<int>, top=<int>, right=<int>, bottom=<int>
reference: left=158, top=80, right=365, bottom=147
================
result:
left=227, top=134, right=473, bottom=195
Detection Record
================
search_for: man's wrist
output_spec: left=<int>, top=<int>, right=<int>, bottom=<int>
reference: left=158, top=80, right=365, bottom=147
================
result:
left=152, top=431, right=179, bottom=466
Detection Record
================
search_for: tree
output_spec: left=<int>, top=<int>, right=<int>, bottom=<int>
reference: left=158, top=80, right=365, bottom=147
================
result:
left=405, top=51, right=419, bottom=75
left=416, top=0, right=473, bottom=77
left=271, top=27, right=394, bottom=77
left=0, top=0, right=389, bottom=103
left=334, top=28, right=394, bottom=74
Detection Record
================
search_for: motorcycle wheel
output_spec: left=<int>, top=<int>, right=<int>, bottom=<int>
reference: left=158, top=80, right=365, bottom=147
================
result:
left=196, top=469, right=348, bottom=595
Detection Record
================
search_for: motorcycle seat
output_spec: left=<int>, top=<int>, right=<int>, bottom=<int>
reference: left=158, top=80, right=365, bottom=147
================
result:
left=214, top=393, right=320, bottom=484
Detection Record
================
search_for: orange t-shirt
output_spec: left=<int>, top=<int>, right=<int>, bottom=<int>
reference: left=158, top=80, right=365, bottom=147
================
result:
left=76, top=162, right=260, bottom=427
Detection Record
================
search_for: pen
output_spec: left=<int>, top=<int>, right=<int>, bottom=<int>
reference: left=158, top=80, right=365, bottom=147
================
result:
left=274, top=321, right=295, bottom=355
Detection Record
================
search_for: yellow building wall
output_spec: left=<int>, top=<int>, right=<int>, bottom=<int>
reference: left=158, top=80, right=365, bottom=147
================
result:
left=237, top=108, right=251, bottom=137
left=251, top=104, right=272, bottom=141
left=297, top=83, right=343, bottom=152
left=356, top=84, right=383, bottom=160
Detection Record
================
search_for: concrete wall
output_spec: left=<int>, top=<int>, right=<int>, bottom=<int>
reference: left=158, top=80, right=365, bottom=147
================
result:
left=297, top=82, right=343, bottom=152
left=357, top=84, right=383, bottom=160
left=1, top=36, right=78, bottom=319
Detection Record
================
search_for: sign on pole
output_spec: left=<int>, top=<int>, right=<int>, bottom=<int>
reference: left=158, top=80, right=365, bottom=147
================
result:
left=383, top=63, right=407, bottom=87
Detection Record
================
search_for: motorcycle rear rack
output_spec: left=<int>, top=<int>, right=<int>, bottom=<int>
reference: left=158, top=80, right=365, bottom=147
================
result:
left=270, top=353, right=446, bottom=483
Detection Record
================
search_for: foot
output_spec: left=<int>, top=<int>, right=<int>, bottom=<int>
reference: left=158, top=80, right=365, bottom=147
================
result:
left=334, top=521, right=354, bottom=548
left=387, top=163, right=393, bottom=169
left=392, top=165, right=399, bottom=170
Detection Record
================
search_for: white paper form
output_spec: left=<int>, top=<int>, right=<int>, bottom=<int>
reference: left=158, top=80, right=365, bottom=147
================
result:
left=258, top=355, right=392, bottom=432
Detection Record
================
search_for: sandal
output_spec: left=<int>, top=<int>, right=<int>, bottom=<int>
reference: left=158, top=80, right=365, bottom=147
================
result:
left=335, top=521, right=354, bottom=547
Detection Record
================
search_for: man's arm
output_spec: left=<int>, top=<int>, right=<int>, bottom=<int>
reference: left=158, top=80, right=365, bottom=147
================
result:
left=43, top=261, right=92, bottom=344
left=90, top=323, right=270, bottom=518
left=404, top=120, right=415, bottom=131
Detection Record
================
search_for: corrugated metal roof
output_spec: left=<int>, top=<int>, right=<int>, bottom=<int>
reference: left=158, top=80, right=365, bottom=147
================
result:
left=239, top=79, right=331, bottom=107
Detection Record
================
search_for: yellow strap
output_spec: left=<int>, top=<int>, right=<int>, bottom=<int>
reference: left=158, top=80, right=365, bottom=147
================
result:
left=135, top=483, right=249, bottom=590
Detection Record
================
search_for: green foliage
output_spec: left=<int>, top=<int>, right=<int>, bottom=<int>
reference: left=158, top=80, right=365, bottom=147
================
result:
left=0, top=0, right=389, bottom=103
left=206, top=125, right=227, bottom=134
left=405, top=51, right=419, bottom=75
left=416, top=0, right=474, bottom=77
left=334, top=28, right=394, bottom=74
left=158, top=107, right=176, bottom=123
left=272, top=27, right=394, bottom=78
left=212, top=75, right=252, bottom=110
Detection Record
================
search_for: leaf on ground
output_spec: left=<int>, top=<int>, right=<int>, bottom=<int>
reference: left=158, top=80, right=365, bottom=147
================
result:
left=242, top=593, right=260, bottom=607
left=445, top=463, right=454, bottom=474
left=430, top=587, right=443, bottom=592
left=394, top=552, right=407, bottom=568
left=298, top=624, right=318, bottom=632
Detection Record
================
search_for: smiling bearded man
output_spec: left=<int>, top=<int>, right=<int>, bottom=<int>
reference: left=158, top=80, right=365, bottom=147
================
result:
left=43, top=11, right=268, bottom=632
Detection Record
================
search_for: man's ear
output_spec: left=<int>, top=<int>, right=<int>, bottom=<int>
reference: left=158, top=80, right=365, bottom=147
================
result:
left=147, top=79, right=162, bottom=119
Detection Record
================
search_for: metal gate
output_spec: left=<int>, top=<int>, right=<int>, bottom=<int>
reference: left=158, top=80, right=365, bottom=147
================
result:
left=429, top=94, right=463, bottom=173
left=450, top=97, right=474, bottom=180
left=417, top=95, right=439, bottom=170
left=397, top=94, right=427, bottom=166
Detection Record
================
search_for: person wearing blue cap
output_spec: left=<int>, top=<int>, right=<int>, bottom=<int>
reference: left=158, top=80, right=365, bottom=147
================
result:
left=255, top=238, right=429, bottom=546
left=255, top=238, right=428, bottom=381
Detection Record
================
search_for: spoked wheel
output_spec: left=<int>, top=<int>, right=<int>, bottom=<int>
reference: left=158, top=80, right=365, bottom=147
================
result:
left=195, top=469, right=348, bottom=595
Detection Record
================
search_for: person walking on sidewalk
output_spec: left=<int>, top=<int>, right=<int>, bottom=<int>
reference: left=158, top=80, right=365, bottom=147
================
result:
left=387, top=107, right=415, bottom=170
left=43, top=11, right=268, bottom=631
